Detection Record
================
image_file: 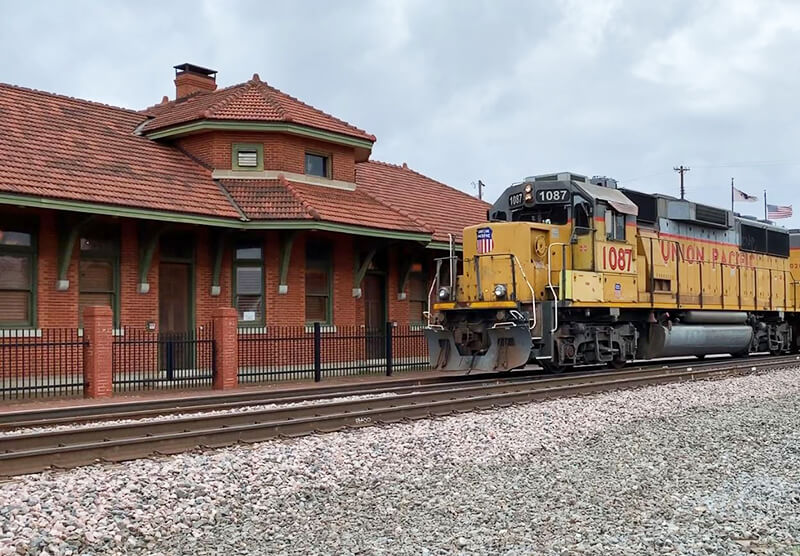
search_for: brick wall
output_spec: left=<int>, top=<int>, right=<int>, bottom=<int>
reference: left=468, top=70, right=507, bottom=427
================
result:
left=177, top=131, right=357, bottom=182
left=0, top=208, right=437, bottom=333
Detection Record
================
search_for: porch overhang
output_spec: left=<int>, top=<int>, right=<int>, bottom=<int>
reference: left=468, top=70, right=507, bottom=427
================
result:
left=0, top=192, right=433, bottom=243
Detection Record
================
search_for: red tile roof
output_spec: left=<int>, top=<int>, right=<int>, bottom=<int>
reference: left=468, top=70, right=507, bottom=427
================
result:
left=221, top=177, right=430, bottom=234
left=0, top=80, right=486, bottom=244
left=356, top=161, right=490, bottom=242
left=0, top=83, right=241, bottom=219
left=142, top=76, right=376, bottom=142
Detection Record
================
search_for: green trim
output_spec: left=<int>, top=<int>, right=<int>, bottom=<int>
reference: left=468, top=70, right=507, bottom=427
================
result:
left=146, top=120, right=374, bottom=150
left=210, top=231, right=228, bottom=290
left=232, top=143, right=264, bottom=171
left=398, top=258, right=413, bottom=294
left=232, top=240, right=266, bottom=327
left=244, top=220, right=431, bottom=242
left=278, top=231, right=298, bottom=288
left=0, top=193, right=434, bottom=243
left=427, top=241, right=463, bottom=252
left=138, top=224, right=170, bottom=286
left=354, top=247, right=377, bottom=289
left=0, top=218, right=37, bottom=328
left=305, top=240, right=333, bottom=325
left=57, top=215, right=94, bottom=282
left=304, top=151, right=331, bottom=179
left=0, top=193, right=245, bottom=227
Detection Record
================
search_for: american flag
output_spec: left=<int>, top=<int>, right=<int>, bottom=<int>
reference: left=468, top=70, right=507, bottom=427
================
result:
left=476, top=227, right=494, bottom=254
left=767, top=204, right=793, bottom=219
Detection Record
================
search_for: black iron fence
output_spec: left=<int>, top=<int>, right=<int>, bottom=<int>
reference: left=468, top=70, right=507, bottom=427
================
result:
left=112, top=324, right=215, bottom=392
left=1, top=321, right=429, bottom=400
left=0, top=329, right=86, bottom=400
left=238, top=323, right=429, bottom=383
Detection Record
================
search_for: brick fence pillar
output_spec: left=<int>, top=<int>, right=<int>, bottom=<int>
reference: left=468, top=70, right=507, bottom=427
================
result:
left=212, top=307, right=239, bottom=390
left=83, top=306, right=113, bottom=399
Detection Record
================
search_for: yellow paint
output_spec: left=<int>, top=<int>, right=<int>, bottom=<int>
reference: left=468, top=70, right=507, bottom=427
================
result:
left=564, top=270, right=602, bottom=302
left=442, top=211, right=800, bottom=314
left=432, top=301, right=519, bottom=310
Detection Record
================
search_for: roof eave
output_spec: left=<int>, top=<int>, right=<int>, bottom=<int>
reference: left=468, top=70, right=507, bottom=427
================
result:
left=0, top=192, right=431, bottom=242
left=144, top=119, right=375, bottom=151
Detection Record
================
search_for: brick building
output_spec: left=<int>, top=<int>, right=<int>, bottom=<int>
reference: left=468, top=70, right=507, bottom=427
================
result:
left=0, top=64, right=488, bottom=336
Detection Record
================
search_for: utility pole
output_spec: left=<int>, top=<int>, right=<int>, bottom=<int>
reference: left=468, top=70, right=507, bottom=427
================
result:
left=673, top=165, right=690, bottom=200
left=477, top=180, right=485, bottom=201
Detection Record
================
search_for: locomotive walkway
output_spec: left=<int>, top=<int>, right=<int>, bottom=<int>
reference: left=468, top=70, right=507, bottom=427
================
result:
left=2, top=354, right=797, bottom=477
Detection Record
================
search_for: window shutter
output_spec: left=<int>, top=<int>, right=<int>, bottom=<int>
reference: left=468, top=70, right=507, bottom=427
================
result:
left=0, top=255, right=30, bottom=288
left=0, top=291, right=29, bottom=322
left=305, top=296, right=327, bottom=322
left=305, top=270, right=329, bottom=296
left=237, top=150, right=258, bottom=168
left=236, top=267, right=263, bottom=295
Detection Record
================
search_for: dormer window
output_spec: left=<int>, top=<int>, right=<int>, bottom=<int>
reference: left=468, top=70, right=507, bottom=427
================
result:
left=305, top=153, right=329, bottom=178
left=232, top=143, right=263, bottom=171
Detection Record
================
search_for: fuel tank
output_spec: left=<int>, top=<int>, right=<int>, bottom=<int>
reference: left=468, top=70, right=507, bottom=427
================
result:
left=638, top=323, right=752, bottom=359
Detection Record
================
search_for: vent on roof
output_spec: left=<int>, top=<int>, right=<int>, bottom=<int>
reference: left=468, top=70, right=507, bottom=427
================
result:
left=237, top=150, right=259, bottom=168
left=695, top=204, right=728, bottom=227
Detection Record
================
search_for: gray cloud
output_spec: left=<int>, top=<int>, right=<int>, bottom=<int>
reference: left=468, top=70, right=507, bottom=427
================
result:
left=2, top=0, right=800, bottom=224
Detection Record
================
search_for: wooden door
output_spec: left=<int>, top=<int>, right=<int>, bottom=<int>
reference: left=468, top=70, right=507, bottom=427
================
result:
left=363, top=273, right=386, bottom=359
left=159, top=263, right=191, bottom=333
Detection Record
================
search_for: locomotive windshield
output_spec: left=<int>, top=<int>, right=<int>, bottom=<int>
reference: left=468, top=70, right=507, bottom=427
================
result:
left=511, top=203, right=569, bottom=224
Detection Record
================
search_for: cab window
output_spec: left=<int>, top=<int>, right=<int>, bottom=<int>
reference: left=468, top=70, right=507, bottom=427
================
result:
left=606, top=208, right=626, bottom=241
left=573, top=195, right=593, bottom=231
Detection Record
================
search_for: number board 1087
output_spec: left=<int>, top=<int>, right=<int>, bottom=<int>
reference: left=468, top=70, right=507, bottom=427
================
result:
left=535, top=188, right=570, bottom=204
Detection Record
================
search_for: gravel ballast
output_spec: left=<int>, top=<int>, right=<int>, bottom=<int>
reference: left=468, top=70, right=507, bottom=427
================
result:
left=2, top=368, right=800, bottom=555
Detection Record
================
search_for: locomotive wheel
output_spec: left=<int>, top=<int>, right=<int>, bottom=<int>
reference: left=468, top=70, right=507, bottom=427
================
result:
left=607, top=357, right=626, bottom=370
left=539, top=360, right=565, bottom=374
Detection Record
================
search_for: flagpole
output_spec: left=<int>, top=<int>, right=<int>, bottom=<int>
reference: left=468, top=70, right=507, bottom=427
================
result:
left=731, top=177, right=734, bottom=213
left=764, top=189, right=767, bottom=221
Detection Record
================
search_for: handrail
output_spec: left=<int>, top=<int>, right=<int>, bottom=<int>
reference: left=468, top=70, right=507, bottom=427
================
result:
left=472, top=253, right=537, bottom=331
left=547, top=243, right=567, bottom=333
left=511, top=254, right=537, bottom=331
left=425, top=259, right=442, bottom=327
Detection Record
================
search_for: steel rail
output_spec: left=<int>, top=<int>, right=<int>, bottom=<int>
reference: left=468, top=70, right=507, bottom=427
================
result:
left=0, top=352, right=786, bottom=431
left=1, top=355, right=796, bottom=477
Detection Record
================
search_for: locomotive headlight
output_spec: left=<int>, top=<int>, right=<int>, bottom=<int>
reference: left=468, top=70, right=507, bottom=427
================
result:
left=438, top=286, right=451, bottom=300
left=524, top=183, right=532, bottom=193
left=494, top=284, right=507, bottom=298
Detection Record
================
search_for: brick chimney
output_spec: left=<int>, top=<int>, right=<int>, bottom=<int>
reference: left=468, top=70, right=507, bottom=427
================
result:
left=173, top=63, right=217, bottom=99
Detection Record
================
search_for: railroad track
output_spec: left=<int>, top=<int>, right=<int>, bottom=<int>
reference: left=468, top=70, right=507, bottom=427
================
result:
left=0, top=353, right=778, bottom=431
left=1, top=354, right=797, bottom=477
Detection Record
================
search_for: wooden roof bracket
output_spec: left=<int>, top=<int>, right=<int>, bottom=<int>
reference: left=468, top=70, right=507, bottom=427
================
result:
left=56, top=214, right=95, bottom=291
left=397, top=258, right=413, bottom=300
left=137, top=223, right=170, bottom=294
left=277, top=231, right=298, bottom=295
left=210, top=230, right=230, bottom=296
left=352, top=247, right=378, bottom=298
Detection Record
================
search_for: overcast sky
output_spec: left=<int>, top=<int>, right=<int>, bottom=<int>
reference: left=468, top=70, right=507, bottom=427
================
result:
left=3, top=0, right=800, bottom=226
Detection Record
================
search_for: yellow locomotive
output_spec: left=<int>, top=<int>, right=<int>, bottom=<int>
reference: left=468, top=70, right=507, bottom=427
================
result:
left=426, top=172, right=800, bottom=372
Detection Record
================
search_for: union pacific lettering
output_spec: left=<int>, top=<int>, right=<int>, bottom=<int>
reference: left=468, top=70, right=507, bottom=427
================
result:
left=658, top=241, right=757, bottom=267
